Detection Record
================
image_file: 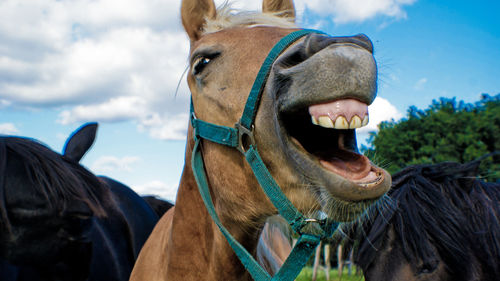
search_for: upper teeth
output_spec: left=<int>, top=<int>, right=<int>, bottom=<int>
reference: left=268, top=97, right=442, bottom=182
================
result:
left=308, top=98, right=370, bottom=130
left=311, top=114, right=368, bottom=129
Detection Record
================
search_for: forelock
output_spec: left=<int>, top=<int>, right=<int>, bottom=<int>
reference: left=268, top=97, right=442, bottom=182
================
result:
left=202, top=3, right=296, bottom=34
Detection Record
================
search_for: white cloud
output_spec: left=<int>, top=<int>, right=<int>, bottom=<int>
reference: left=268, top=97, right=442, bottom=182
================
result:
left=58, top=96, right=148, bottom=124
left=211, top=1, right=416, bottom=24
left=295, top=0, right=417, bottom=24
left=0, top=123, right=19, bottom=135
left=1, top=27, right=189, bottom=105
left=213, top=0, right=260, bottom=10
left=58, top=96, right=190, bottom=140
left=90, top=155, right=140, bottom=173
left=0, top=0, right=190, bottom=140
left=414, top=77, right=428, bottom=90
left=132, top=180, right=178, bottom=202
left=0, top=99, right=11, bottom=108
left=0, top=0, right=413, bottom=141
left=356, top=96, right=402, bottom=146
left=358, top=96, right=403, bottom=133
left=138, top=112, right=190, bottom=141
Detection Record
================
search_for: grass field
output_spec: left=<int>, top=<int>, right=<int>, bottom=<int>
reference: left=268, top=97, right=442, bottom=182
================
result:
left=296, top=267, right=364, bottom=281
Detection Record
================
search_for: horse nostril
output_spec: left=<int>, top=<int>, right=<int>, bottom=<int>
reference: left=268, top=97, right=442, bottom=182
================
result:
left=352, top=34, right=374, bottom=53
left=274, top=33, right=374, bottom=70
left=303, top=33, right=333, bottom=57
left=303, top=33, right=374, bottom=56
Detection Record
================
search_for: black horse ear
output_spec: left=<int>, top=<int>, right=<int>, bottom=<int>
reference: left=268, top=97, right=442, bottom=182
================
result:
left=63, top=123, right=98, bottom=163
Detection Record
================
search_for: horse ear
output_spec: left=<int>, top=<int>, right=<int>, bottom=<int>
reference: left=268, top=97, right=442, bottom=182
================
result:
left=262, top=0, right=295, bottom=20
left=181, top=0, right=216, bottom=42
left=63, top=122, right=98, bottom=162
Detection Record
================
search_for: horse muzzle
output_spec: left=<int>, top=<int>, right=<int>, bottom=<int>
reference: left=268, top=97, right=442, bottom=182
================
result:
left=270, top=33, right=390, bottom=204
left=274, top=33, right=377, bottom=111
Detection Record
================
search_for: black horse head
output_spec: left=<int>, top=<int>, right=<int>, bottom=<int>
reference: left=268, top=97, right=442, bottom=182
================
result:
left=0, top=122, right=163, bottom=281
left=338, top=160, right=500, bottom=281
left=0, top=123, right=110, bottom=265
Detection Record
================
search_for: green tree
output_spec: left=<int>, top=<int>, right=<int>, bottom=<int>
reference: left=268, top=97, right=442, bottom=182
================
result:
left=363, top=94, right=500, bottom=181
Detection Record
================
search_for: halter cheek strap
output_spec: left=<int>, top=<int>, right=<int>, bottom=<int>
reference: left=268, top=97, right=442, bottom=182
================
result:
left=190, top=29, right=338, bottom=281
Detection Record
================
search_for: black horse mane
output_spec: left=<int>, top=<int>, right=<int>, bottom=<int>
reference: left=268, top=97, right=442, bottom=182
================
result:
left=0, top=136, right=110, bottom=231
left=339, top=160, right=500, bottom=277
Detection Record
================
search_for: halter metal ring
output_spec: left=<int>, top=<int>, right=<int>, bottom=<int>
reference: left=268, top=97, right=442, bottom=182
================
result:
left=297, top=218, right=328, bottom=237
left=235, top=122, right=255, bottom=154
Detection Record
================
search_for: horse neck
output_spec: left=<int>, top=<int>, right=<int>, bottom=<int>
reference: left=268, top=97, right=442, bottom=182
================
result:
left=165, top=132, right=259, bottom=280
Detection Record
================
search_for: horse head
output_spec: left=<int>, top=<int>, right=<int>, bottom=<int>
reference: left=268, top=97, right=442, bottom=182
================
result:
left=339, top=161, right=500, bottom=281
left=182, top=0, right=391, bottom=224
left=0, top=123, right=108, bottom=265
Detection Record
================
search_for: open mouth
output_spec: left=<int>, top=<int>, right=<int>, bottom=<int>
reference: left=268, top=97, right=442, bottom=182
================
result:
left=281, top=98, right=383, bottom=187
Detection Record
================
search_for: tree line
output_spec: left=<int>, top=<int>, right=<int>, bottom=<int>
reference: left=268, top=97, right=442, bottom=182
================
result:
left=363, top=93, right=500, bottom=182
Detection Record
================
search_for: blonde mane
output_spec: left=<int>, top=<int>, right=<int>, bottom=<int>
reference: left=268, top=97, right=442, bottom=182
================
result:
left=203, top=3, right=297, bottom=34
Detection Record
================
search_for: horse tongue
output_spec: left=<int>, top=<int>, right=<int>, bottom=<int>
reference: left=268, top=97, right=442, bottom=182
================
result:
left=320, top=151, right=374, bottom=181
left=319, top=132, right=377, bottom=182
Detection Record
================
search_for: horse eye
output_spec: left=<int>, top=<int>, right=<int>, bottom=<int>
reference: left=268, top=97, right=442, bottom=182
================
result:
left=192, top=57, right=211, bottom=76
left=418, top=261, right=438, bottom=275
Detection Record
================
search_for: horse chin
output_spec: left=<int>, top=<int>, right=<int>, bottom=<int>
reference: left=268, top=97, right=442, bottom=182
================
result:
left=276, top=104, right=391, bottom=215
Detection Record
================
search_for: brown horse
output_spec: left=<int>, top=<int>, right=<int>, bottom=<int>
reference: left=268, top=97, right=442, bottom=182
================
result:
left=130, top=0, right=391, bottom=280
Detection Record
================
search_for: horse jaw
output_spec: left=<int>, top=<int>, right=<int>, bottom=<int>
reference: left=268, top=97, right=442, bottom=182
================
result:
left=257, top=33, right=392, bottom=220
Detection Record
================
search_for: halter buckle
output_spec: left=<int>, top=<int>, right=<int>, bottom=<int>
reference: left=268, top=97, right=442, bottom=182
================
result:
left=235, top=122, right=256, bottom=154
left=297, top=218, right=328, bottom=238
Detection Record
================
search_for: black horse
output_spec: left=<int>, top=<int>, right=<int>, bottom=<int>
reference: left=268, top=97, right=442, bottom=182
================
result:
left=141, top=195, right=174, bottom=218
left=337, top=160, right=500, bottom=281
left=0, top=123, right=170, bottom=281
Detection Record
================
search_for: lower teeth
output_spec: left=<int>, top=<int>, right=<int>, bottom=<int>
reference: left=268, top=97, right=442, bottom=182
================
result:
left=358, top=173, right=382, bottom=188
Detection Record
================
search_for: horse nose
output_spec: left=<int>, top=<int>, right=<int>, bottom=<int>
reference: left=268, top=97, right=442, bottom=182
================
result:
left=272, top=31, right=377, bottom=107
left=274, top=33, right=374, bottom=70
left=304, top=33, right=374, bottom=55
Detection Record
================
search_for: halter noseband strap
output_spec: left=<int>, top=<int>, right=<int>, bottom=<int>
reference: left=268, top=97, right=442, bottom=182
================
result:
left=190, top=29, right=337, bottom=281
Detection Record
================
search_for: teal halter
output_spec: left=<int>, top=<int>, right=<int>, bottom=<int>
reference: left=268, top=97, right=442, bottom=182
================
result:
left=189, top=29, right=338, bottom=281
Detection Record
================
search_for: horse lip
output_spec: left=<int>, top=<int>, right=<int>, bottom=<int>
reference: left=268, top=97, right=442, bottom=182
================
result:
left=354, top=170, right=385, bottom=187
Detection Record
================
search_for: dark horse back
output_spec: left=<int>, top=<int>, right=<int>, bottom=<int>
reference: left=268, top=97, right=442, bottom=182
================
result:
left=86, top=177, right=159, bottom=281
left=141, top=195, right=174, bottom=218
left=97, top=176, right=159, bottom=258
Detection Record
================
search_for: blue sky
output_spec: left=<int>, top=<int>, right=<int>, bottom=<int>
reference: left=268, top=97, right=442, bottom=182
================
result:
left=1, top=0, right=499, bottom=202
